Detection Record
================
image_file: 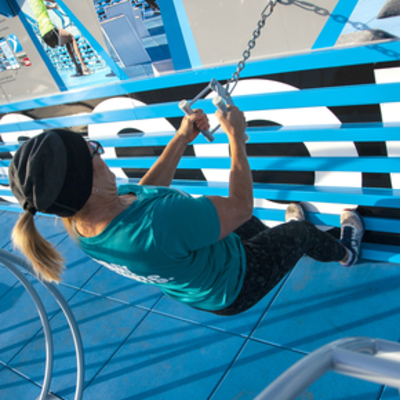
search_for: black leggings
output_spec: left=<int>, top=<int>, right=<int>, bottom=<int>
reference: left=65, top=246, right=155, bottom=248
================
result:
left=211, top=216, right=347, bottom=316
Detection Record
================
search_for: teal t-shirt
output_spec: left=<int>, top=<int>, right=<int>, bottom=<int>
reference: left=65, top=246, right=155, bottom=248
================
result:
left=77, top=184, right=246, bottom=311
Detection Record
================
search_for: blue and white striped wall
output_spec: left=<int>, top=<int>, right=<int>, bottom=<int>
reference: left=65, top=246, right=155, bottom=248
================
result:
left=1, top=1, right=400, bottom=265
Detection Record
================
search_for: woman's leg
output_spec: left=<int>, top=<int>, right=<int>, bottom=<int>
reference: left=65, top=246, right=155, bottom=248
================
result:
left=253, top=220, right=347, bottom=269
left=233, top=215, right=269, bottom=241
left=58, top=28, right=90, bottom=73
left=213, top=220, right=346, bottom=316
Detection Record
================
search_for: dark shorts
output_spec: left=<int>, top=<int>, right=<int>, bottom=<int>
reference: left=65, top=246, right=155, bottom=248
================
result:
left=42, top=28, right=59, bottom=48
left=209, top=216, right=346, bottom=316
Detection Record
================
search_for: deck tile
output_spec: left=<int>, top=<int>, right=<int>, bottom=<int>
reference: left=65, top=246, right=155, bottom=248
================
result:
left=0, top=212, right=19, bottom=249
left=211, top=339, right=383, bottom=400
left=381, top=386, right=399, bottom=399
left=252, top=258, right=400, bottom=353
left=82, top=264, right=163, bottom=309
left=1, top=205, right=400, bottom=399
left=153, top=276, right=289, bottom=337
left=0, top=276, right=76, bottom=365
left=9, top=290, right=148, bottom=400
left=210, top=340, right=303, bottom=400
left=0, top=367, right=41, bottom=399
left=0, top=264, right=18, bottom=299
left=55, top=237, right=102, bottom=289
left=83, top=312, right=245, bottom=400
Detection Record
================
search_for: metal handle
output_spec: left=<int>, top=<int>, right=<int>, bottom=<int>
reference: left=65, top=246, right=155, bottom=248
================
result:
left=212, top=95, right=229, bottom=114
left=179, top=100, right=215, bottom=142
left=212, top=96, right=250, bottom=142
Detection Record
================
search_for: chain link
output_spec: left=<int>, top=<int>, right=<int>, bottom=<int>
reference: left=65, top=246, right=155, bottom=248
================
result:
left=226, top=0, right=277, bottom=95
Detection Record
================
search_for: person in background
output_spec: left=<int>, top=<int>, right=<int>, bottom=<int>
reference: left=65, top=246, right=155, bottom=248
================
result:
left=145, top=0, right=160, bottom=15
left=8, top=107, right=364, bottom=316
left=27, top=0, right=93, bottom=76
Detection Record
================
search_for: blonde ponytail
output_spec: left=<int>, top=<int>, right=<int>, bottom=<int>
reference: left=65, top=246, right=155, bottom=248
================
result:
left=12, top=211, right=64, bottom=283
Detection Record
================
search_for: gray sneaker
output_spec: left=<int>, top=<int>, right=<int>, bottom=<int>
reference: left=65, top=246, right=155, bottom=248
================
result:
left=82, top=67, right=94, bottom=76
left=285, top=203, right=305, bottom=222
left=340, top=209, right=365, bottom=267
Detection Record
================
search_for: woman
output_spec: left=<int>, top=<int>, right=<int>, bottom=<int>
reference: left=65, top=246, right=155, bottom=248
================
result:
left=8, top=107, right=364, bottom=316
left=27, top=0, right=93, bottom=76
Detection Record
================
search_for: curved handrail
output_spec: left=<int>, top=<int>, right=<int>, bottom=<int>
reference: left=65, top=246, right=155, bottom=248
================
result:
left=0, top=257, right=54, bottom=400
left=0, top=249, right=84, bottom=400
left=255, top=337, right=400, bottom=400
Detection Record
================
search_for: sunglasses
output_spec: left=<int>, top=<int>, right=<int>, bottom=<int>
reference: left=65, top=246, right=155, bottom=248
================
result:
left=88, top=140, right=105, bottom=159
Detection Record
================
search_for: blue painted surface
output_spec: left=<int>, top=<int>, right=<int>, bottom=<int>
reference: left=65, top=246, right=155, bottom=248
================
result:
left=1, top=80, right=400, bottom=132
left=9, top=289, right=148, bottom=399
left=0, top=1, right=15, bottom=18
left=158, top=0, right=191, bottom=70
left=103, top=155, right=400, bottom=173
left=1, top=213, right=399, bottom=399
left=0, top=367, right=42, bottom=399
left=312, top=0, right=359, bottom=49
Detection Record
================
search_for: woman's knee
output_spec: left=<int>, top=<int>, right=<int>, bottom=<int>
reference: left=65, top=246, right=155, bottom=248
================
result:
left=58, top=28, right=74, bottom=45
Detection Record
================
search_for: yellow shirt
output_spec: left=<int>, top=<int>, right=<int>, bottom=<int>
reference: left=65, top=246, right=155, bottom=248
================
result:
left=27, top=0, right=54, bottom=37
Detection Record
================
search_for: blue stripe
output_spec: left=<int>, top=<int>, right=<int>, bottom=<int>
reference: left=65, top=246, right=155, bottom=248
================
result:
left=1, top=179, right=399, bottom=209
left=2, top=151, right=400, bottom=172
left=1, top=122, right=397, bottom=149
left=158, top=0, right=191, bottom=70
left=0, top=203, right=22, bottom=213
left=362, top=243, right=400, bottom=263
left=47, top=123, right=395, bottom=147
left=253, top=208, right=400, bottom=234
left=0, top=144, right=20, bottom=152
left=99, top=156, right=400, bottom=173
left=170, top=181, right=400, bottom=208
left=3, top=123, right=398, bottom=147
left=312, top=0, right=359, bottom=49
left=2, top=39, right=400, bottom=113
left=0, top=198, right=398, bottom=238
left=1, top=81, right=399, bottom=132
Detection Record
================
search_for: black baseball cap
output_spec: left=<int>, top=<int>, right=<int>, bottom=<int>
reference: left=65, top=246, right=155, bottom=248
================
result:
left=8, top=129, right=93, bottom=217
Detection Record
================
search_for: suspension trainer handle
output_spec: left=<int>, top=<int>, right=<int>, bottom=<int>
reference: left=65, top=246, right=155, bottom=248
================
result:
left=179, top=100, right=215, bottom=142
left=213, top=96, right=250, bottom=142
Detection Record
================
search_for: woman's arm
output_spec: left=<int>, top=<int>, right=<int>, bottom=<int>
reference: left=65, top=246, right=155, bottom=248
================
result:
left=139, top=110, right=209, bottom=187
left=206, top=106, right=253, bottom=240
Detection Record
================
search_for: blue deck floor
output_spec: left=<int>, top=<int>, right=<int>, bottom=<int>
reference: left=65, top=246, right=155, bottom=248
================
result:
left=0, top=211, right=400, bottom=400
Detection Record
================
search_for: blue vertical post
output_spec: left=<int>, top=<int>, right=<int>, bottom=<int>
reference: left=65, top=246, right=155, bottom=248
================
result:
left=158, top=0, right=201, bottom=70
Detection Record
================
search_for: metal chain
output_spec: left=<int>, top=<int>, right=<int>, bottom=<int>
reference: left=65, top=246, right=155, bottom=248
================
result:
left=226, top=0, right=278, bottom=95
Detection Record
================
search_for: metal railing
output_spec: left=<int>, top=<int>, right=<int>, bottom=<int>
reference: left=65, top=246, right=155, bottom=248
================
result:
left=0, top=249, right=84, bottom=400
left=255, top=336, right=400, bottom=400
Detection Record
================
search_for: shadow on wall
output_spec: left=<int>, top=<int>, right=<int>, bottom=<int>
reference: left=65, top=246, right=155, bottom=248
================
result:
left=337, top=0, right=400, bottom=45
